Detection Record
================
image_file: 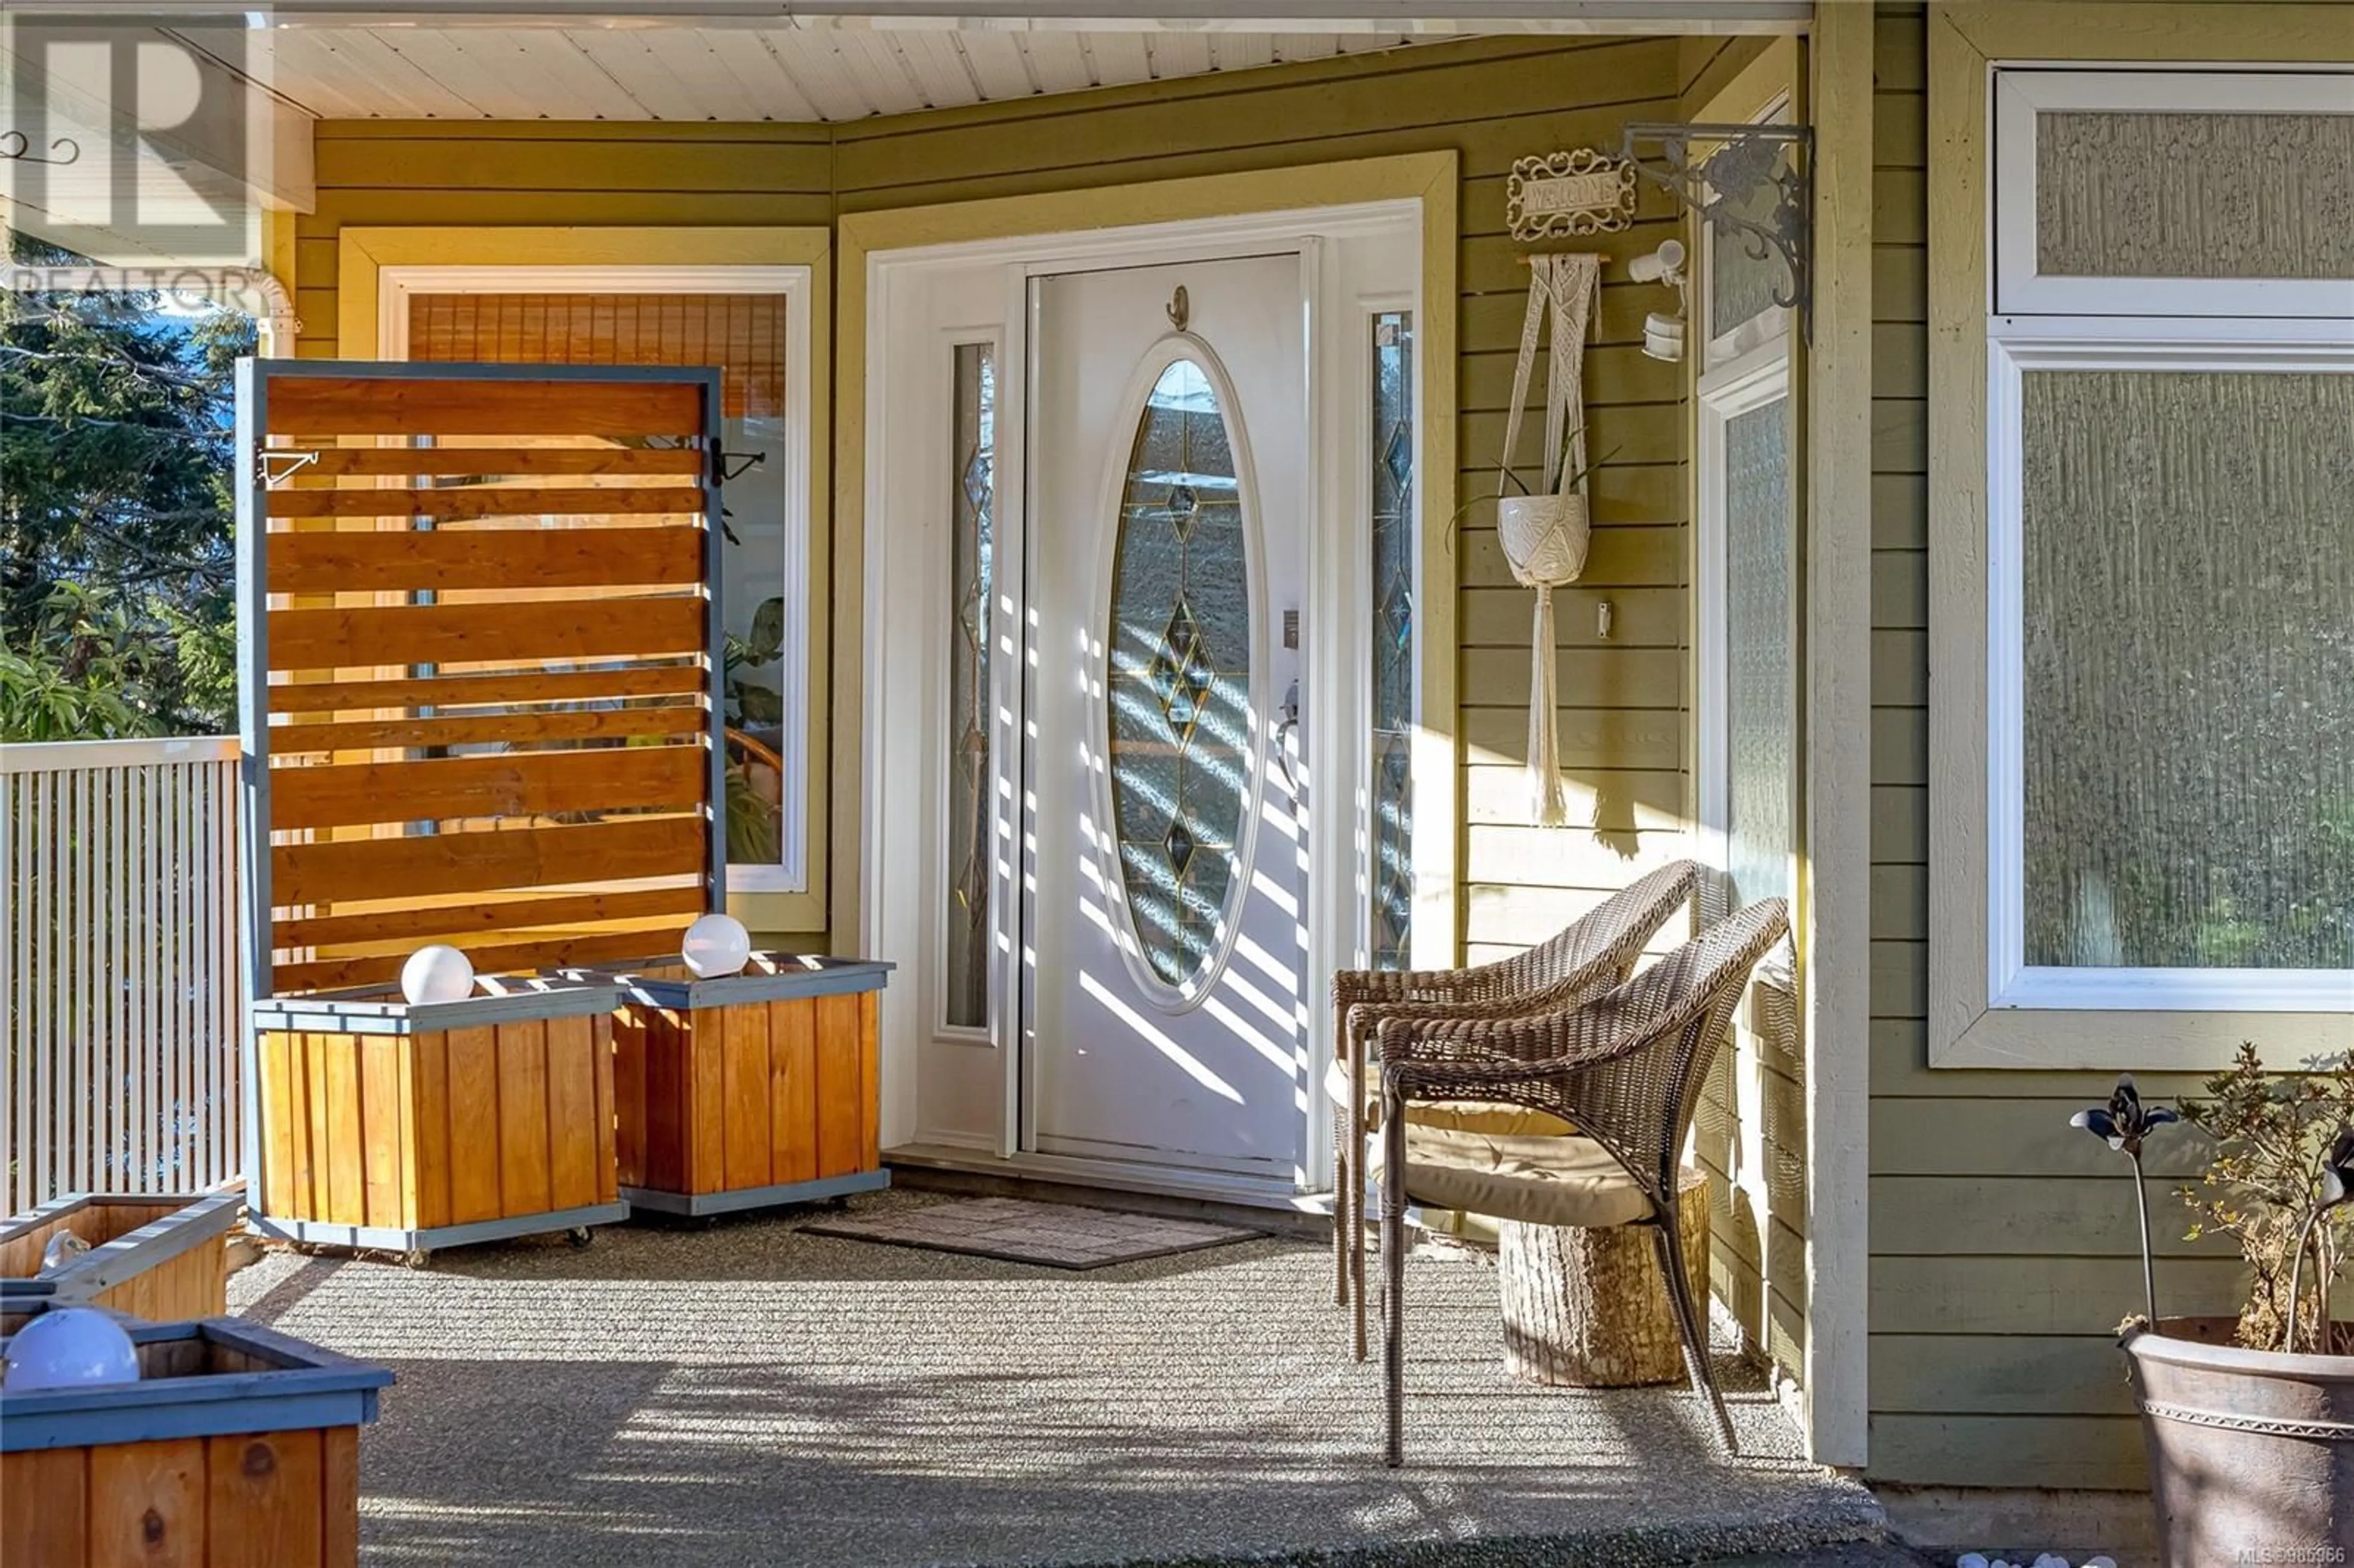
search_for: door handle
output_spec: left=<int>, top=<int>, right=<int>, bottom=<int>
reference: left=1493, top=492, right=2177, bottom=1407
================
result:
left=1274, top=679, right=1301, bottom=797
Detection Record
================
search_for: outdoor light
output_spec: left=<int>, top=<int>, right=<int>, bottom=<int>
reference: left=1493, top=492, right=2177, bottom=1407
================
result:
left=1626, top=237, right=1685, bottom=286
left=2, top=1307, right=140, bottom=1392
left=682, top=913, right=753, bottom=979
left=399, top=944, right=476, bottom=1006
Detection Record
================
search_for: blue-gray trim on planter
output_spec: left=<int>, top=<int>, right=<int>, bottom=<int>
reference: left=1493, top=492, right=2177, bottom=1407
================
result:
left=555, top=953, right=894, bottom=1013
left=0, top=1316, right=391, bottom=1453
left=245, top=1200, right=628, bottom=1255
left=620, top=1169, right=888, bottom=1217
left=1, top=1190, right=243, bottom=1304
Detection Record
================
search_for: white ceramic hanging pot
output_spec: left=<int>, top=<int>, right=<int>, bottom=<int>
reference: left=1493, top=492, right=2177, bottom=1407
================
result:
left=1497, top=492, right=1590, bottom=590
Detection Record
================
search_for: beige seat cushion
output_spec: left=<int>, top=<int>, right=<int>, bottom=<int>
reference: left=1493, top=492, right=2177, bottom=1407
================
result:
left=1324, top=1058, right=1574, bottom=1139
left=1366, top=1125, right=1653, bottom=1230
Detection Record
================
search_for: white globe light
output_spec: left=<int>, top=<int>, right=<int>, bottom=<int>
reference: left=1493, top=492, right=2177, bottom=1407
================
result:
left=400, top=945, right=475, bottom=1005
left=3, top=1307, right=140, bottom=1392
left=682, top=913, right=752, bottom=978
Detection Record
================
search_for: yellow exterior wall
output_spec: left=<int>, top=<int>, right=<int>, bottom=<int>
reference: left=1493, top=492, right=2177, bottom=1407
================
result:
left=1866, top=1, right=2235, bottom=1490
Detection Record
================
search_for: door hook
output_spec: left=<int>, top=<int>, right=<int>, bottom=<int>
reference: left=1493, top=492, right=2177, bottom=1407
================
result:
left=1167, top=285, right=1189, bottom=333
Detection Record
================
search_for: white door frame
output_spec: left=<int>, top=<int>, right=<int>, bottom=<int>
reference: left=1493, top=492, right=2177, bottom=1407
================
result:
left=373, top=261, right=817, bottom=896
left=860, top=200, right=1422, bottom=1205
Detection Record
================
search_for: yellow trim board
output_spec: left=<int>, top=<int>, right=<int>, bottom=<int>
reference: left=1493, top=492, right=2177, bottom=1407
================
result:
left=339, top=224, right=835, bottom=937
left=831, top=151, right=1460, bottom=961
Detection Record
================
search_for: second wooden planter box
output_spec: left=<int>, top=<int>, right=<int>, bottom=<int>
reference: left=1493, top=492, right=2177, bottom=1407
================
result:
left=0, top=1190, right=241, bottom=1322
left=579, top=955, right=893, bottom=1217
left=249, top=978, right=628, bottom=1257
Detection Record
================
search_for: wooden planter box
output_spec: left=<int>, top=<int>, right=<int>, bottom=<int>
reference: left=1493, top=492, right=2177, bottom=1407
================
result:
left=250, top=978, right=627, bottom=1257
left=0, top=1316, right=389, bottom=1567
left=0, top=1192, right=240, bottom=1322
left=571, top=955, right=892, bottom=1217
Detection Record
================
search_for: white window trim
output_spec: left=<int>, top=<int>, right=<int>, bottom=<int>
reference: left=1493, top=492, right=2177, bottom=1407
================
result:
left=1984, top=330, right=2354, bottom=1014
left=377, top=262, right=817, bottom=895
left=1992, top=68, right=2354, bottom=321
left=1694, top=335, right=1794, bottom=901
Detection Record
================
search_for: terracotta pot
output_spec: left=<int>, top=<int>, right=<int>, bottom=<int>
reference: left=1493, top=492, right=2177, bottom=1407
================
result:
left=2123, top=1316, right=2354, bottom=1567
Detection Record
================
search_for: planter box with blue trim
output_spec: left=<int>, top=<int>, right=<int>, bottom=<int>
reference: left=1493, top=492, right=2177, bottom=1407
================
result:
left=250, top=976, right=628, bottom=1256
left=0, top=1315, right=390, bottom=1566
left=1, top=1190, right=241, bottom=1323
left=557, top=954, right=893, bottom=1217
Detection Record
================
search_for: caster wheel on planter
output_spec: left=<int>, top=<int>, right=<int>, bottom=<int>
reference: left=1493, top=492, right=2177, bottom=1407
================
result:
left=567, top=1226, right=594, bottom=1249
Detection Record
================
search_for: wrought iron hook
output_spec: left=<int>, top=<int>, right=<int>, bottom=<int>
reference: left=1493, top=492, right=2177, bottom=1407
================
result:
left=1, top=131, right=80, bottom=167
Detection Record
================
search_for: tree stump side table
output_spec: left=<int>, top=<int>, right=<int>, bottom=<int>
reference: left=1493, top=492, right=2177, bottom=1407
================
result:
left=1496, top=1165, right=1711, bottom=1387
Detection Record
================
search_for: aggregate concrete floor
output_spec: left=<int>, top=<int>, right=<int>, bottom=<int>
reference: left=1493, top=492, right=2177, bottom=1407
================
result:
left=229, top=1188, right=1885, bottom=1568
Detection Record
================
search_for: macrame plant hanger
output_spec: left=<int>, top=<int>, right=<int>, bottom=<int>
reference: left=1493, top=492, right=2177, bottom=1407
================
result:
left=1496, top=253, right=1603, bottom=826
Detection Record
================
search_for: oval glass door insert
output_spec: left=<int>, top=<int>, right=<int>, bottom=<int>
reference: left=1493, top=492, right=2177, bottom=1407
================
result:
left=1106, top=357, right=1254, bottom=993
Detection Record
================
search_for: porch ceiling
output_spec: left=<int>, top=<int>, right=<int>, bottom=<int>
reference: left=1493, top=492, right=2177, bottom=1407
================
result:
left=190, top=4, right=1806, bottom=123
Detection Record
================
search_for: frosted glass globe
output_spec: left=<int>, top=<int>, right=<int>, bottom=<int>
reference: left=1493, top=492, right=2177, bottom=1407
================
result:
left=3, top=1307, right=140, bottom=1392
left=400, top=945, right=475, bottom=1005
left=681, top=914, right=752, bottom=978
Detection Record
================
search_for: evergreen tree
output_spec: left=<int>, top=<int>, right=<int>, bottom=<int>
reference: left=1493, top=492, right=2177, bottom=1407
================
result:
left=1, top=230, right=254, bottom=739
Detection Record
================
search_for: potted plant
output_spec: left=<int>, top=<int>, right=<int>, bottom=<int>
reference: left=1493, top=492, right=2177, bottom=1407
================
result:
left=2070, top=1048, right=2354, bottom=1567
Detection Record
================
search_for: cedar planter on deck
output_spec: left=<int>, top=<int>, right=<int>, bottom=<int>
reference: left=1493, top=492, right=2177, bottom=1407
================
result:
left=0, top=1192, right=240, bottom=1322
left=0, top=1316, right=388, bottom=1567
left=249, top=978, right=627, bottom=1257
left=574, top=955, right=891, bottom=1217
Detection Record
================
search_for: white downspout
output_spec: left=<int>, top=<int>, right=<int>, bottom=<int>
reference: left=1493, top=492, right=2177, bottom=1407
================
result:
left=2, top=264, right=302, bottom=349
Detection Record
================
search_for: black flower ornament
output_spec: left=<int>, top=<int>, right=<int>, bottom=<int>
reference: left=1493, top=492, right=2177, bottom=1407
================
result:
left=2320, top=1127, right=2354, bottom=1212
left=2287, top=1123, right=2354, bottom=1353
left=2068, top=1073, right=2182, bottom=1327
left=2071, top=1073, right=2181, bottom=1156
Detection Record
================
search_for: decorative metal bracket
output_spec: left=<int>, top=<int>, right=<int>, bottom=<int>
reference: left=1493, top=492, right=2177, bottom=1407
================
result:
left=1, top=130, right=79, bottom=167
left=256, top=449, right=320, bottom=488
left=1619, top=121, right=1813, bottom=340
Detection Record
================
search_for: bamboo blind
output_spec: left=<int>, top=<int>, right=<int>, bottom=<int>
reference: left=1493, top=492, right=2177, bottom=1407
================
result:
left=240, top=362, right=725, bottom=997
left=407, top=294, right=785, bottom=421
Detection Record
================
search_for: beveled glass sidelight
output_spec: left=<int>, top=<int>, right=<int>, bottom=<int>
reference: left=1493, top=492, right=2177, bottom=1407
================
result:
left=1724, top=395, right=1794, bottom=911
left=944, top=343, right=996, bottom=1029
left=1369, top=311, right=1417, bottom=972
left=1106, top=357, right=1254, bottom=992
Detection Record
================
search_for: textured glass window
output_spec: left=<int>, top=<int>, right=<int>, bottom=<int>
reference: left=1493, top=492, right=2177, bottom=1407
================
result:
left=1724, top=397, right=1794, bottom=910
left=1370, top=312, right=1415, bottom=972
left=2019, top=370, right=2354, bottom=969
left=1708, top=159, right=1793, bottom=339
left=2036, top=112, right=2354, bottom=279
left=1107, top=359, right=1253, bottom=991
left=944, top=344, right=995, bottom=1028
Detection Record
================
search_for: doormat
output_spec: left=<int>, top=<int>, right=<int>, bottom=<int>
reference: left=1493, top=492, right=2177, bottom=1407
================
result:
left=801, top=1197, right=1259, bottom=1270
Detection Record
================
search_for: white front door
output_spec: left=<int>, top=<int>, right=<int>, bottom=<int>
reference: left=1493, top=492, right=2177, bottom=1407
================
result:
left=1024, top=254, right=1309, bottom=1178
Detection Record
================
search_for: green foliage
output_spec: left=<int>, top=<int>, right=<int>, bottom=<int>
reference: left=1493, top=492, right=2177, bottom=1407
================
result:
left=1, top=230, right=254, bottom=740
left=722, top=595, right=787, bottom=865
left=2177, top=1042, right=2354, bottom=1353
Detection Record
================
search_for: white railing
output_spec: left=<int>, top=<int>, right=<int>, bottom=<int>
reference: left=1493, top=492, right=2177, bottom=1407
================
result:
left=2, top=736, right=243, bottom=1211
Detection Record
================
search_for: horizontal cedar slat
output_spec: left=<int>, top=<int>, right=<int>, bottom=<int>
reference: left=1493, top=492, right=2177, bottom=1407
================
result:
left=264, top=376, right=705, bottom=438
left=267, top=705, right=705, bottom=755
left=267, top=595, right=704, bottom=671
left=294, top=446, right=706, bottom=478
left=269, top=663, right=706, bottom=714
left=274, top=813, right=704, bottom=907
left=274, top=884, right=705, bottom=951
left=267, top=485, right=703, bottom=521
left=267, top=525, right=702, bottom=593
left=269, top=744, right=709, bottom=829
left=274, top=925, right=685, bottom=995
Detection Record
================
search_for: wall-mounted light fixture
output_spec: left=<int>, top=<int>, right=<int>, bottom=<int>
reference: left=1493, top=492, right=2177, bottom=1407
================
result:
left=1620, top=121, right=1814, bottom=340
left=1628, top=238, right=1688, bottom=363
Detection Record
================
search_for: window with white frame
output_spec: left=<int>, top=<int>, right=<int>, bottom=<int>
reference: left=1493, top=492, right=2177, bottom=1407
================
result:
left=386, top=265, right=815, bottom=894
left=1697, top=172, right=1798, bottom=919
left=1983, top=68, right=2354, bottom=1014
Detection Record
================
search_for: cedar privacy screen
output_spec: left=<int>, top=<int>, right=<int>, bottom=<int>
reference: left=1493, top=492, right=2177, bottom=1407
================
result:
left=234, top=359, right=728, bottom=999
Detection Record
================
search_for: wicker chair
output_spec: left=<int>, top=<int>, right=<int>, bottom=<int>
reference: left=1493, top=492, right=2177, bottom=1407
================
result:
left=1328, top=859, right=1705, bottom=1360
left=1371, top=896, right=1790, bottom=1466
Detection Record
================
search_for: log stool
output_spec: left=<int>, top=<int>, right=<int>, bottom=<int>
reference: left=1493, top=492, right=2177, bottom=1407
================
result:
left=1496, top=1164, right=1711, bottom=1387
